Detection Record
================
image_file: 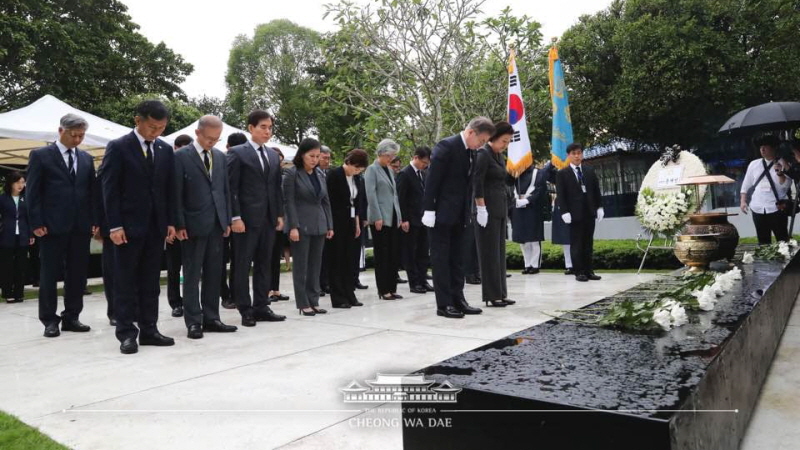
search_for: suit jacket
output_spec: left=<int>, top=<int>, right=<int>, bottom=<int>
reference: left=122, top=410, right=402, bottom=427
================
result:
left=226, top=142, right=284, bottom=229
left=93, top=166, right=108, bottom=236
left=26, top=143, right=95, bottom=234
left=364, top=161, right=402, bottom=225
left=423, top=134, right=473, bottom=226
left=283, top=166, right=333, bottom=236
left=101, top=131, right=174, bottom=238
left=0, top=194, right=30, bottom=247
left=396, top=164, right=426, bottom=227
left=473, top=146, right=508, bottom=219
left=174, top=144, right=232, bottom=237
left=354, top=173, right=367, bottom=222
left=556, top=164, right=602, bottom=222
left=326, top=166, right=359, bottom=235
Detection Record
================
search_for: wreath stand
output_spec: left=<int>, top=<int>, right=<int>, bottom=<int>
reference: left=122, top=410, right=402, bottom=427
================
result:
left=635, top=232, right=675, bottom=275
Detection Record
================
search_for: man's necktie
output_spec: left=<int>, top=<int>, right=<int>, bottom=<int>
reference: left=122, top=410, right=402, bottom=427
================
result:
left=576, top=166, right=585, bottom=187
left=66, top=149, right=76, bottom=181
left=417, top=170, right=424, bottom=187
left=203, top=150, right=211, bottom=175
left=144, top=140, right=154, bottom=169
left=258, top=146, right=269, bottom=173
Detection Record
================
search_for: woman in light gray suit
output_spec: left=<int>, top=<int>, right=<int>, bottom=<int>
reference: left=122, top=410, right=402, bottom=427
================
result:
left=364, top=139, right=405, bottom=300
left=283, top=138, right=334, bottom=316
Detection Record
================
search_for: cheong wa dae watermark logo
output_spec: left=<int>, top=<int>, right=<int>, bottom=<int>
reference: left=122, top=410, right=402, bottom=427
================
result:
left=341, top=373, right=461, bottom=403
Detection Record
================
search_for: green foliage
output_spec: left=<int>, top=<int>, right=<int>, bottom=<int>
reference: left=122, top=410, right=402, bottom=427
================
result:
left=558, top=0, right=800, bottom=148
left=0, top=411, right=69, bottom=450
left=225, top=20, right=322, bottom=145
left=0, top=0, right=193, bottom=113
left=596, top=299, right=661, bottom=330
left=93, top=93, right=201, bottom=135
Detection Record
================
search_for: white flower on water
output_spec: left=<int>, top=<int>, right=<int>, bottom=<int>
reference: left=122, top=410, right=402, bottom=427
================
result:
left=742, top=252, right=754, bottom=264
left=789, top=239, right=798, bottom=248
left=653, top=307, right=673, bottom=330
left=695, top=287, right=717, bottom=311
left=669, top=304, right=688, bottom=327
left=778, top=241, right=791, bottom=259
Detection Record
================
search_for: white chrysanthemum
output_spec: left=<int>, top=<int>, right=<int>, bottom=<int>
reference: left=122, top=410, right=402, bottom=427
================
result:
left=653, top=308, right=673, bottom=330
left=789, top=239, right=798, bottom=248
left=742, top=252, right=754, bottom=264
left=670, top=304, right=688, bottom=327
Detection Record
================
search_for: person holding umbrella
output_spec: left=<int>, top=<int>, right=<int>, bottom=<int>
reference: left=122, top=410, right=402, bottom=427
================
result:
left=740, top=135, right=791, bottom=244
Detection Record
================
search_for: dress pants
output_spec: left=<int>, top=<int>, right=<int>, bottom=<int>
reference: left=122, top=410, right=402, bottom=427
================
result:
left=429, top=223, right=466, bottom=309
left=569, top=218, right=596, bottom=276
left=475, top=216, right=507, bottom=301
left=166, top=240, right=182, bottom=309
left=114, top=219, right=164, bottom=342
left=181, top=228, right=224, bottom=328
left=231, top=225, right=275, bottom=316
left=752, top=211, right=789, bottom=244
left=319, top=241, right=330, bottom=291
left=221, top=236, right=232, bottom=301
left=371, top=220, right=399, bottom=296
left=38, top=231, right=90, bottom=325
left=270, top=232, right=284, bottom=292
left=101, top=237, right=115, bottom=319
left=329, top=219, right=360, bottom=307
left=353, top=228, right=366, bottom=284
left=402, top=225, right=429, bottom=288
left=462, top=216, right=480, bottom=278
left=0, top=243, right=27, bottom=300
left=290, top=234, right=326, bottom=309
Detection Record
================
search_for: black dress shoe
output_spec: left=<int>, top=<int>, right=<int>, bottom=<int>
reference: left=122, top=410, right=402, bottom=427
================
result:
left=187, top=324, right=204, bottom=339
left=587, top=272, right=602, bottom=281
left=529, top=268, right=540, bottom=274
left=241, top=314, right=256, bottom=327
left=410, top=286, right=427, bottom=294
left=83, top=288, right=92, bottom=296
left=61, top=318, right=91, bottom=332
left=319, top=291, right=327, bottom=297
left=465, top=276, right=481, bottom=285
left=221, top=300, right=237, bottom=310
left=332, top=303, right=352, bottom=308
left=521, top=267, right=530, bottom=274
left=350, top=301, right=364, bottom=307
left=436, top=306, right=465, bottom=318
left=575, top=274, right=589, bottom=282
left=204, top=319, right=237, bottom=332
left=564, top=268, right=575, bottom=275
left=7, top=297, right=23, bottom=303
left=109, top=318, right=117, bottom=326
left=506, top=273, right=512, bottom=278
left=171, top=305, right=184, bottom=317
left=423, top=283, right=434, bottom=292
left=355, top=282, right=369, bottom=290
left=391, top=293, right=403, bottom=299
left=502, top=298, right=516, bottom=305
left=120, top=338, right=138, bottom=354
left=139, top=332, right=175, bottom=346
left=43, top=323, right=60, bottom=338
left=483, top=299, right=508, bottom=307
left=255, top=307, right=286, bottom=322
left=269, top=294, right=289, bottom=301
left=456, top=301, right=482, bottom=315
left=312, top=307, right=328, bottom=314
left=379, top=294, right=397, bottom=300
left=396, top=277, right=408, bottom=284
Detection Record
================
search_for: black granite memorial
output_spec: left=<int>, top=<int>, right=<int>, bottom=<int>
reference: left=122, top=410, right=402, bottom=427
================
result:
left=402, top=253, right=800, bottom=450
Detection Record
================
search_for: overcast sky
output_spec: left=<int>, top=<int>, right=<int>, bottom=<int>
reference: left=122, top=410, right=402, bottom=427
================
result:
left=121, top=0, right=612, bottom=99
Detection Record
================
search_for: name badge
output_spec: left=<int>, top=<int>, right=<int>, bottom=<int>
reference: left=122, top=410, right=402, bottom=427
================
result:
left=350, top=207, right=356, bottom=218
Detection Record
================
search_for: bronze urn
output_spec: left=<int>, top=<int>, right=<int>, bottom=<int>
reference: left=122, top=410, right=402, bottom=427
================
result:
left=674, top=234, right=720, bottom=272
left=681, top=213, right=739, bottom=260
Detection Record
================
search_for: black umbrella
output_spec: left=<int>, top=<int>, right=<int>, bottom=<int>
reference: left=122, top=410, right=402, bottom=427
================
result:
left=718, top=101, right=800, bottom=134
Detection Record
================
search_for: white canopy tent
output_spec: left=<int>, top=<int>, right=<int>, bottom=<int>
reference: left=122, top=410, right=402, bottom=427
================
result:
left=163, top=120, right=297, bottom=160
left=0, top=95, right=131, bottom=166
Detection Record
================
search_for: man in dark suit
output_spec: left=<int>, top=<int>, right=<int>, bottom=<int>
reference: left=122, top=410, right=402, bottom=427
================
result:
left=556, top=143, right=604, bottom=282
left=165, top=134, right=194, bottom=318
left=102, top=100, right=177, bottom=354
left=318, top=145, right=332, bottom=296
left=93, top=164, right=115, bottom=326
left=26, top=113, right=96, bottom=337
left=422, top=117, right=495, bottom=318
left=397, top=146, right=433, bottom=294
left=227, top=110, right=286, bottom=327
left=173, top=116, right=237, bottom=338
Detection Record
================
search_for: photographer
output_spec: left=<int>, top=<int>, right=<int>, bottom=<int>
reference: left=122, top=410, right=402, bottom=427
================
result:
left=740, top=135, right=791, bottom=244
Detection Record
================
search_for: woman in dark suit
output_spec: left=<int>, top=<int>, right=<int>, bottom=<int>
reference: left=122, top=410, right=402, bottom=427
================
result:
left=284, top=138, right=334, bottom=316
left=0, top=172, right=33, bottom=303
left=473, top=122, right=515, bottom=307
left=326, top=149, right=370, bottom=308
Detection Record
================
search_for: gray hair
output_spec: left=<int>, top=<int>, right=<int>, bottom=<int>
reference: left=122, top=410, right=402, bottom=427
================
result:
left=376, top=139, right=400, bottom=156
left=60, top=113, right=89, bottom=131
left=320, top=145, right=331, bottom=154
left=466, top=116, right=495, bottom=135
left=197, top=115, right=223, bottom=129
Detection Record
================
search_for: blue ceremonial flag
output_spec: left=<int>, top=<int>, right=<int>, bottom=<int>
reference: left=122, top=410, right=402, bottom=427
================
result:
left=548, top=45, right=573, bottom=169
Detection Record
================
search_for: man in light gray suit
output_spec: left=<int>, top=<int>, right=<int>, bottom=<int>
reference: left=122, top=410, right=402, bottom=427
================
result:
left=174, top=115, right=237, bottom=338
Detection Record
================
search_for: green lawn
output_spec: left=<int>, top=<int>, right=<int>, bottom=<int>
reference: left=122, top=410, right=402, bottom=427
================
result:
left=0, top=412, right=70, bottom=450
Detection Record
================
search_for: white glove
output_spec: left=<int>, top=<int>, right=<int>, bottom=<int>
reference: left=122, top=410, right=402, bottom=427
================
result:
left=515, top=198, right=529, bottom=209
left=422, top=210, right=436, bottom=228
left=476, top=206, right=489, bottom=227
left=562, top=212, right=572, bottom=224
left=596, top=207, right=605, bottom=221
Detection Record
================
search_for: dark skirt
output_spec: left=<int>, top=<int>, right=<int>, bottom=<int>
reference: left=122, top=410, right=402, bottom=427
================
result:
left=551, top=203, right=571, bottom=245
left=511, top=203, right=544, bottom=243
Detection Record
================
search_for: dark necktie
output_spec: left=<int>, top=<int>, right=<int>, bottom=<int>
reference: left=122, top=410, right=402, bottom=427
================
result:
left=66, top=149, right=76, bottom=181
left=257, top=146, right=269, bottom=173
left=576, top=166, right=584, bottom=187
left=144, top=140, right=154, bottom=169
left=417, top=169, right=424, bottom=187
left=203, top=150, right=211, bottom=175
